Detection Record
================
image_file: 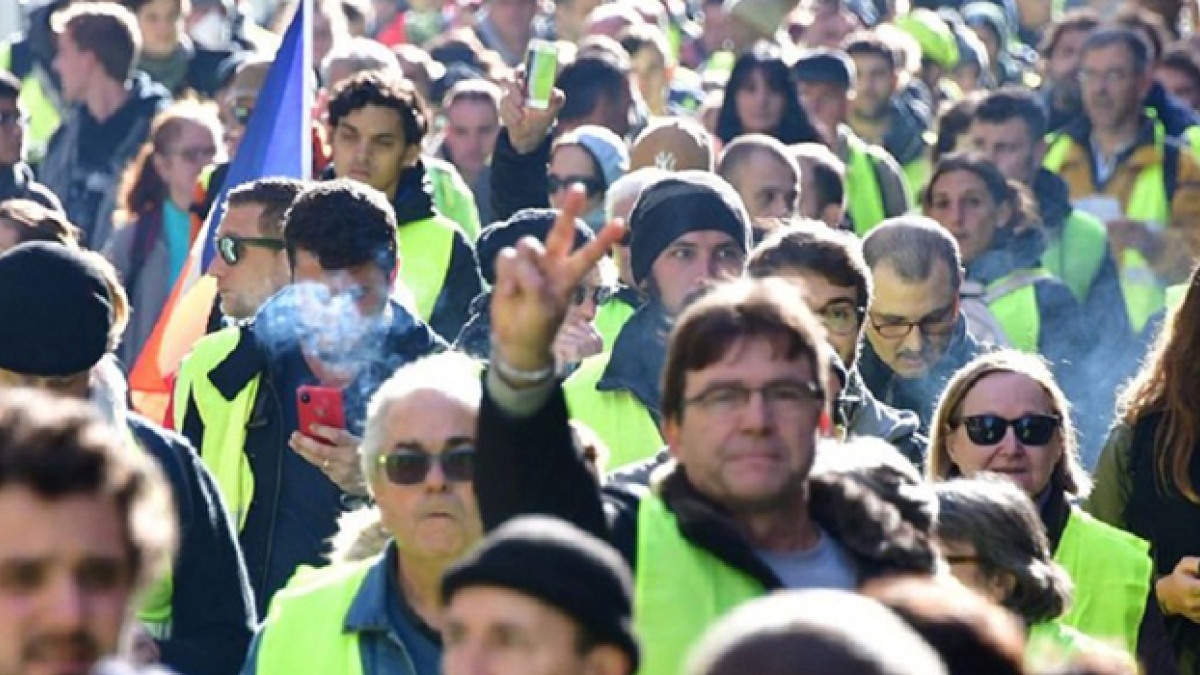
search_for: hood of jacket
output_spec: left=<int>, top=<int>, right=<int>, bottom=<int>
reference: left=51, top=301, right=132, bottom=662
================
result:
left=883, top=88, right=933, bottom=166
left=839, top=367, right=923, bottom=447
left=965, top=225, right=1046, bottom=286
left=857, top=317, right=985, bottom=427
left=597, top=301, right=670, bottom=419
left=1033, top=168, right=1072, bottom=236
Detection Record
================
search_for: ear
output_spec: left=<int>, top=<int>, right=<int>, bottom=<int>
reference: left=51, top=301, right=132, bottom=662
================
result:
left=1032, top=138, right=1047, bottom=168
left=401, top=143, right=422, bottom=168
left=582, top=645, right=633, bottom=675
left=662, top=416, right=684, bottom=461
left=988, top=570, right=1017, bottom=605
left=997, top=199, right=1014, bottom=231
left=152, top=151, right=170, bottom=177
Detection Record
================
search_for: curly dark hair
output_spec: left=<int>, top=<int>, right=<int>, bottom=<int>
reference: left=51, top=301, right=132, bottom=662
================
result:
left=283, top=178, right=398, bottom=274
left=328, top=71, right=430, bottom=150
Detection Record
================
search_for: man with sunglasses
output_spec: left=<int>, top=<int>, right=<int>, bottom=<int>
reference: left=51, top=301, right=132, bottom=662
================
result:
left=174, top=180, right=445, bottom=616
left=748, top=222, right=926, bottom=467
left=208, top=178, right=304, bottom=321
left=857, top=216, right=987, bottom=430
left=0, top=70, right=61, bottom=211
left=243, top=352, right=482, bottom=675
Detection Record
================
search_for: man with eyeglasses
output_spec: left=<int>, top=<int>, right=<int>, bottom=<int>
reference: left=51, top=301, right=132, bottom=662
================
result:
left=1043, top=27, right=1200, bottom=339
left=0, top=70, right=61, bottom=211
left=175, top=179, right=445, bottom=615
left=474, top=195, right=936, bottom=675
left=748, top=222, right=926, bottom=467
left=243, top=352, right=481, bottom=675
left=856, top=216, right=986, bottom=431
left=207, top=178, right=304, bottom=321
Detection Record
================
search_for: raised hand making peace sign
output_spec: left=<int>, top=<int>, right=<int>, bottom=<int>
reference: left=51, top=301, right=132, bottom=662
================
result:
left=489, top=186, right=624, bottom=383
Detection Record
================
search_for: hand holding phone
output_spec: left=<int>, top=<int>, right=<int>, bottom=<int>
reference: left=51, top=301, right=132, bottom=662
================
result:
left=297, top=385, right=346, bottom=444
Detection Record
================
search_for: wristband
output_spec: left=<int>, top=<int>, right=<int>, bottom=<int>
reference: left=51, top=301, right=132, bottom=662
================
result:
left=491, top=352, right=555, bottom=386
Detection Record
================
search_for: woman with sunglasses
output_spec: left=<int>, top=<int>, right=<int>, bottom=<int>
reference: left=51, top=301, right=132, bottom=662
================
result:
left=547, top=125, right=629, bottom=232
left=927, top=350, right=1167, bottom=670
left=1087, top=266, right=1200, bottom=675
left=103, top=100, right=223, bottom=367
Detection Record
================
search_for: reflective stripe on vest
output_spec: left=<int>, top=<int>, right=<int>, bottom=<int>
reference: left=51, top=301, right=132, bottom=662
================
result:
left=127, top=424, right=174, bottom=638
left=1053, top=508, right=1151, bottom=655
left=396, top=216, right=457, bottom=323
left=563, top=353, right=663, bottom=470
left=846, top=137, right=887, bottom=236
left=254, top=559, right=373, bottom=675
left=173, top=328, right=258, bottom=529
left=1042, top=135, right=1165, bottom=333
left=1043, top=210, right=1107, bottom=306
left=634, top=495, right=763, bottom=675
left=0, top=43, right=60, bottom=164
left=983, top=269, right=1054, bottom=354
left=593, top=299, right=636, bottom=352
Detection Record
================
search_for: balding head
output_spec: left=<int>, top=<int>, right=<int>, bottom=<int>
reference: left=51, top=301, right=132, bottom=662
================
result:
left=717, top=134, right=801, bottom=221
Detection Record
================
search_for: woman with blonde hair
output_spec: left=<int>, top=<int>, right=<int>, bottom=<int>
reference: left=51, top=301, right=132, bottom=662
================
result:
left=103, top=100, right=222, bottom=366
left=927, top=349, right=1167, bottom=670
left=1087, top=266, right=1200, bottom=674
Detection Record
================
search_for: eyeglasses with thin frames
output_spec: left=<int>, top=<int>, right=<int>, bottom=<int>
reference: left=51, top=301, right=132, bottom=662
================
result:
left=684, top=380, right=825, bottom=417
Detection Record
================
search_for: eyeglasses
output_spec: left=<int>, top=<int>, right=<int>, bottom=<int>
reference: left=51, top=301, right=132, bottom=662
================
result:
left=0, top=111, right=27, bottom=128
left=815, top=299, right=865, bottom=337
left=1077, top=68, right=1135, bottom=86
left=548, top=174, right=605, bottom=198
left=169, top=146, right=218, bottom=163
left=378, top=446, right=476, bottom=485
left=217, top=234, right=285, bottom=266
left=955, top=414, right=1061, bottom=446
left=570, top=284, right=615, bottom=307
left=868, top=305, right=957, bottom=339
left=684, top=381, right=824, bottom=417
left=230, top=105, right=254, bottom=126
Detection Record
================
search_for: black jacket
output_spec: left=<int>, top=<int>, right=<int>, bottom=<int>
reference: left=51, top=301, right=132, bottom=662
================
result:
left=128, top=414, right=255, bottom=675
left=179, top=299, right=445, bottom=614
left=882, top=88, right=933, bottom=170
left=857, top=318, right=986, bottom=431
left=593, top=302, right=670, bottom=424
left=476, top=380, right=937, bottom=587
left=488, top=129, right=552, bottom=223
left=322, top=161, right=483, bottom=342
left=0, top=162, right=63, bottom=211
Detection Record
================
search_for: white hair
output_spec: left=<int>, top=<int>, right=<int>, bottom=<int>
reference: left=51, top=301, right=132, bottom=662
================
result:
left=605, top=167, right=669, bottom=222
left=321, top=35, right=401, bottom=85
left=359, top=351, right=484, bottom=481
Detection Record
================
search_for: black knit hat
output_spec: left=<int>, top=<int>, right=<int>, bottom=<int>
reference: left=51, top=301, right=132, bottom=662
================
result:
left=0, top=242, right=113, bottom=376
left=628, top=171, right=751, bottom=286
left=476, top=208, right=595, bottom=285
left=441, top=516, right=639, bottom=669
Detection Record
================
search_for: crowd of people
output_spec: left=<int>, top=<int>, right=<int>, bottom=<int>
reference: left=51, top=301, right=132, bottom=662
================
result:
left=3, top=0, right=1200, bottom=673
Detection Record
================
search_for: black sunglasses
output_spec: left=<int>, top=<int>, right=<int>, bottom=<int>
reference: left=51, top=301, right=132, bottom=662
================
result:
left=217, top=234, right=285, bottom=266
left=378, top=447, right=475, bottom=485
left=547, top=174, right=605, bottom=198
left=958, top=414, right=1061, bottom=446
left=571, top=285, right=615, bottom=307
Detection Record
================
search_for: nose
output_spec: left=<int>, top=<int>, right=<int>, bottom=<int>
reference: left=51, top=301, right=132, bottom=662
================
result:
left=209, top=254, right=229, bottom=279
left=44, top=576, right=87, bottom=630
left=739, top=389, right=775, bottom=431
left=424, top=456, right=447, bottom=491
left=899, top=324, right=925, bottom=355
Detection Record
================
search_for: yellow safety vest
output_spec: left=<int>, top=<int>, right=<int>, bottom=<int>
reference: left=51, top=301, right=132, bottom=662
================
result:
left=1164, top=283, right=1187, bottom=312
left=985, top=269, right=1054, bottom=354
left=253, top=558, right=375, bottom=675
left=396, top=215, right=458, bottom=323
left=563, top=353, right=664, bottom=470
left=1042, top=131, right=1170, bottom=333
left=1053, top=508, right=1151, bottom=656
left=173, top=328, right=258, bottom=529
left=593, top=298, right=636, bottom=353
left=426, top=157, right=481, bottom=241
left=1043, top=210, right=1108, bottom=307
left=845, top=136, right=888, bottom=236
left=634, top=494, right=764, bottom=675
left=0, top=42, right=61, bottom=164
left=1027, top=620, right=1131, bottom=671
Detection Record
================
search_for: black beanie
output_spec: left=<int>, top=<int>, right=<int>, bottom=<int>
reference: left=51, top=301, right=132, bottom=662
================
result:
left=441, top=516, right=640, bottom=669
left=628, top=171, right=751, bottom=286
left=0, top=242, right=113, bottom=377
left=476, top=208, right=595, bottom=285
